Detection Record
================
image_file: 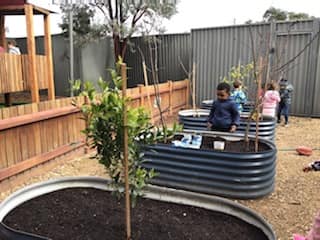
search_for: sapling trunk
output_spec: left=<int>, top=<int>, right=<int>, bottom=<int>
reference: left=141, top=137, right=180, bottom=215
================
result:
left=121, top=63, right=132, bottom=240
left=254, top=58, right=264, bottom=152
left=148, top=36, right=167, bottom=142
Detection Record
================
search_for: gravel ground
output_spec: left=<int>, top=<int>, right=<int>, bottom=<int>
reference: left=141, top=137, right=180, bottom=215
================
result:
left=1, top=116, right=320, bottom=240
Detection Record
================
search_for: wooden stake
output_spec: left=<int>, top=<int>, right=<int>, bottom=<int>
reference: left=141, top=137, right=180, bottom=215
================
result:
left=0, top=15, right=6, bottom=50
left=142, top=61, right=153, bottom=122
left=1, top=15, right=11, bottom=106
left=255, top=58, right=264, bottom=152
left=25, top=4, right=40, bottom=103
left=121, top=63, right=131, bottom=240
left=192, top=62, right=196, bottom=110
left=44, top=13, right=55, bottom=100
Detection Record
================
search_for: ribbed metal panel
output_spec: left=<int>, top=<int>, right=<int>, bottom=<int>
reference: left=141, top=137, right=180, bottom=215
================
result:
left=192, top=24, right=270, bottom=107
left=178, top=109, right=276, bottom=140
left=191, top=20, right=320, bottom=116
left=0, top=176, right=276, bottom=240
left=124, top=33, right=190, bottom=87
left=143, top=133, right=276, bottom=199
left=275, top=30, right=311, bottom=115
left=12, top=19, right=320, bottom=116
left=313, top=31, right=320, bottom=117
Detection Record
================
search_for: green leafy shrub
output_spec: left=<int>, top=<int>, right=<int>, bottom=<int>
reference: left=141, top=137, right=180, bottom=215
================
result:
left=222, top=62, right=254, bottom=91
left=77, top=69, right=180, bottom=206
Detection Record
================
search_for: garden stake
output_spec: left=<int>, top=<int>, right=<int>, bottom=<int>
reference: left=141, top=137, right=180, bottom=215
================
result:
left=121, top=63, right=131, bottom=240
left=192, top=62, right=196, bottom=111
left=142, top=61, right=153, bottom=123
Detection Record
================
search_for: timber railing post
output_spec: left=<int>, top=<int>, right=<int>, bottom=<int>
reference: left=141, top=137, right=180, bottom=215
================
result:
left=25, top=4, right=40, bottom=103
left=186, top=79, right=190, bottom=109
left=168, top=80, right=173, bottom=115
left=138, top=84, right=145, bottom=108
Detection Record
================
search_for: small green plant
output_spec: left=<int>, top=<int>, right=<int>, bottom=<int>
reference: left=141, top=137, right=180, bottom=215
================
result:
left=76, top=69, right=180, bottom=206
left=221, top=62, right=254, bottom=91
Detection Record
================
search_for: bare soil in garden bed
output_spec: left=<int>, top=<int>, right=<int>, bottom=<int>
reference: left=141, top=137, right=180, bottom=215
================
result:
left=3, top=188, right=267, bottom=240
left=1, top=116, right=320, bottom=240
left=173, top=134, right=271, bottom=152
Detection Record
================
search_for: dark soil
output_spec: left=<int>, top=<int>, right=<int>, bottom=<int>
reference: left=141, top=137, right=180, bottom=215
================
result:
left=173, top=135, right=271, bottom=152
left=201, top=136, right=271, bottom=152
left=3, top=188, right=268, bottom=240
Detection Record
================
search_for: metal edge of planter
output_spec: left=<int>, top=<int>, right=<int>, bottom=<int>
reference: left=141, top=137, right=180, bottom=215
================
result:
left=178, top=109, right=276, bottom=140
left=143, top=130, right=277, bottom=199
left=0, top=176, right=276, bottom=240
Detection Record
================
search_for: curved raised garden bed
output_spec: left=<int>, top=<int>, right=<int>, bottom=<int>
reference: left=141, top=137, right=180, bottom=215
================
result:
left=201, top=99, right=254, bottom=113
left=142, top=131, right=277, bottom=199
left=0, top=177, right=276, bottom=240
left=178, top=109, right=276, bottom=140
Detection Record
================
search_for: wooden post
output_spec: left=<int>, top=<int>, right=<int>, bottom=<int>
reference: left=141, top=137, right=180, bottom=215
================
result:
left=121, top=63, right=131, bottom=240
left=255, top=58, right=264, bottom=152
left=142, top=61, right=153, bottom=122
left=25, top=4, right=39, bottom=103
left=168, top=80, right=173, bottom=115
left=1, top=15, right=11, bottom=106
left=0, top=15, right=6, bottom=50
left=44, top=13, right=55, bottom=100
left=138, top=84, right=144, bottom=107
left=192, top=62, right=196, bottom=110
left=186, top=78, right=190, bottom=109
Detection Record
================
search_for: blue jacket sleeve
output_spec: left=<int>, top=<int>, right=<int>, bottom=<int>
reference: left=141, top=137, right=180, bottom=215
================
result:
left=207, top=101, right=216, bottom=123
left=230, top=102, right=240, bottom=126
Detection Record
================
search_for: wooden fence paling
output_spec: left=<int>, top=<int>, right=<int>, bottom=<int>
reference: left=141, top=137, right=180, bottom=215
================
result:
left=0, top=80, right=190, bottom=181
left=0, top=142, right=85, bottom=182
left=0, top=53, right=49, bottom=93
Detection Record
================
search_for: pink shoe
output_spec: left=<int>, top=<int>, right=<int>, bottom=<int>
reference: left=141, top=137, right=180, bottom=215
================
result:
left=293, top=234, right=306, bottom=240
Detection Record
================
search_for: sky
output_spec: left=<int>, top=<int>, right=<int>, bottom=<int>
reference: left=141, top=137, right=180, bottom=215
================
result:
left=4, top=0, right=320, bottom=38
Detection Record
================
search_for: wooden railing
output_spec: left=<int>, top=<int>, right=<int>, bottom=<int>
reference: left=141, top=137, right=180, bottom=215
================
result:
left=0, top=53, right=49, bottom=93
left=0, top=79, right=190, bottom=182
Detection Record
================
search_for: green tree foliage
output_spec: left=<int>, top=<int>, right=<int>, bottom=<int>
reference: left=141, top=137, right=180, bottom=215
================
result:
left=263, top=7, right=314, bottom=22
left=76, top=66, right=180, bottom=206
left=60, top=4, right=108, bottom=47
left=221, top=62, right=254, bottom=92
left=60, top=0, right=178, bottom=60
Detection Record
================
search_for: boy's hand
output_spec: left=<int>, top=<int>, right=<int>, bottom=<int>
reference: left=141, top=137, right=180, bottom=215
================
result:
left=303, top=166, right=313, bottom=172
left=230, top=125, right=236, bottom=132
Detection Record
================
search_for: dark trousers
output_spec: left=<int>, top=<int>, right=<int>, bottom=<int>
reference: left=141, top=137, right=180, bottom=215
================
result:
left=211, top=126, right=230, bottom=132
left=277, top=102, right=290, bottom=124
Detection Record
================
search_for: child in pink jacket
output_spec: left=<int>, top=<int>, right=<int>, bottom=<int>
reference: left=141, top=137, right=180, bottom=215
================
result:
left=262, top=82, right=280, bottom=118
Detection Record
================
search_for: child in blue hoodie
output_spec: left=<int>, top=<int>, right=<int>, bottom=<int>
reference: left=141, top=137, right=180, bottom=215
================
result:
left=207, top=82, right=240, bottom=132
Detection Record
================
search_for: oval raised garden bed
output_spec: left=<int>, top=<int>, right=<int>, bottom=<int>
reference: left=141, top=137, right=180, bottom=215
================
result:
left=201, top=99, right=254, bottom=113
left=178, top=109, right=276, bottom=140
left=0, top=177, right=276, bottom=240
left=142, top=130, right=276, bottom=199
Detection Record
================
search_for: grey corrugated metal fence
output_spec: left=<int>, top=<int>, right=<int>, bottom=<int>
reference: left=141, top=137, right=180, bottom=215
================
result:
left=13, top=19, right=320, bottom=116
left=192, top=19, right=320, bottom=117
left=124, top=33, right=190, bottom=87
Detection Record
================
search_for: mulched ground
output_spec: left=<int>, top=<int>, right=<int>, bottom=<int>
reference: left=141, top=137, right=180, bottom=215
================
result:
left=1, top=116, right=320, bottom=240
left=3, top=188, right=267, bottom=240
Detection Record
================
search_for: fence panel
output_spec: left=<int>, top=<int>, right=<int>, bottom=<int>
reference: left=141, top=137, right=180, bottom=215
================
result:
left=0, top=79, right=189, bottom=181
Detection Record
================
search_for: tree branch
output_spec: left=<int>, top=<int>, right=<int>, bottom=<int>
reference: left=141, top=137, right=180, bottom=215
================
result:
left=107, top=0, right=114, bottom=20
left=116, top=0, right=119, bottom=21
left=132, top=8, right=147, bottom=27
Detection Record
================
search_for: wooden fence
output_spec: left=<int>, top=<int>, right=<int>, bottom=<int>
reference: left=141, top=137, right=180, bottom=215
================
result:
left=0, top=53, right=49, bottom=93
left=0, top=79, right=190, bottom=182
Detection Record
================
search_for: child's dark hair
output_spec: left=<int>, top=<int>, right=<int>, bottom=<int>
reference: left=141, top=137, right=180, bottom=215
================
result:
left=217, top=82, right=231, bottom=93
left=233, top=80, right=242, bottom=89
left=267, top=82, right=277, bottom=90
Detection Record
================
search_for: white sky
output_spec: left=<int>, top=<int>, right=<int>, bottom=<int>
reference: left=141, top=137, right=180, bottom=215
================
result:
left=4, top=0, right=320, bottom=38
